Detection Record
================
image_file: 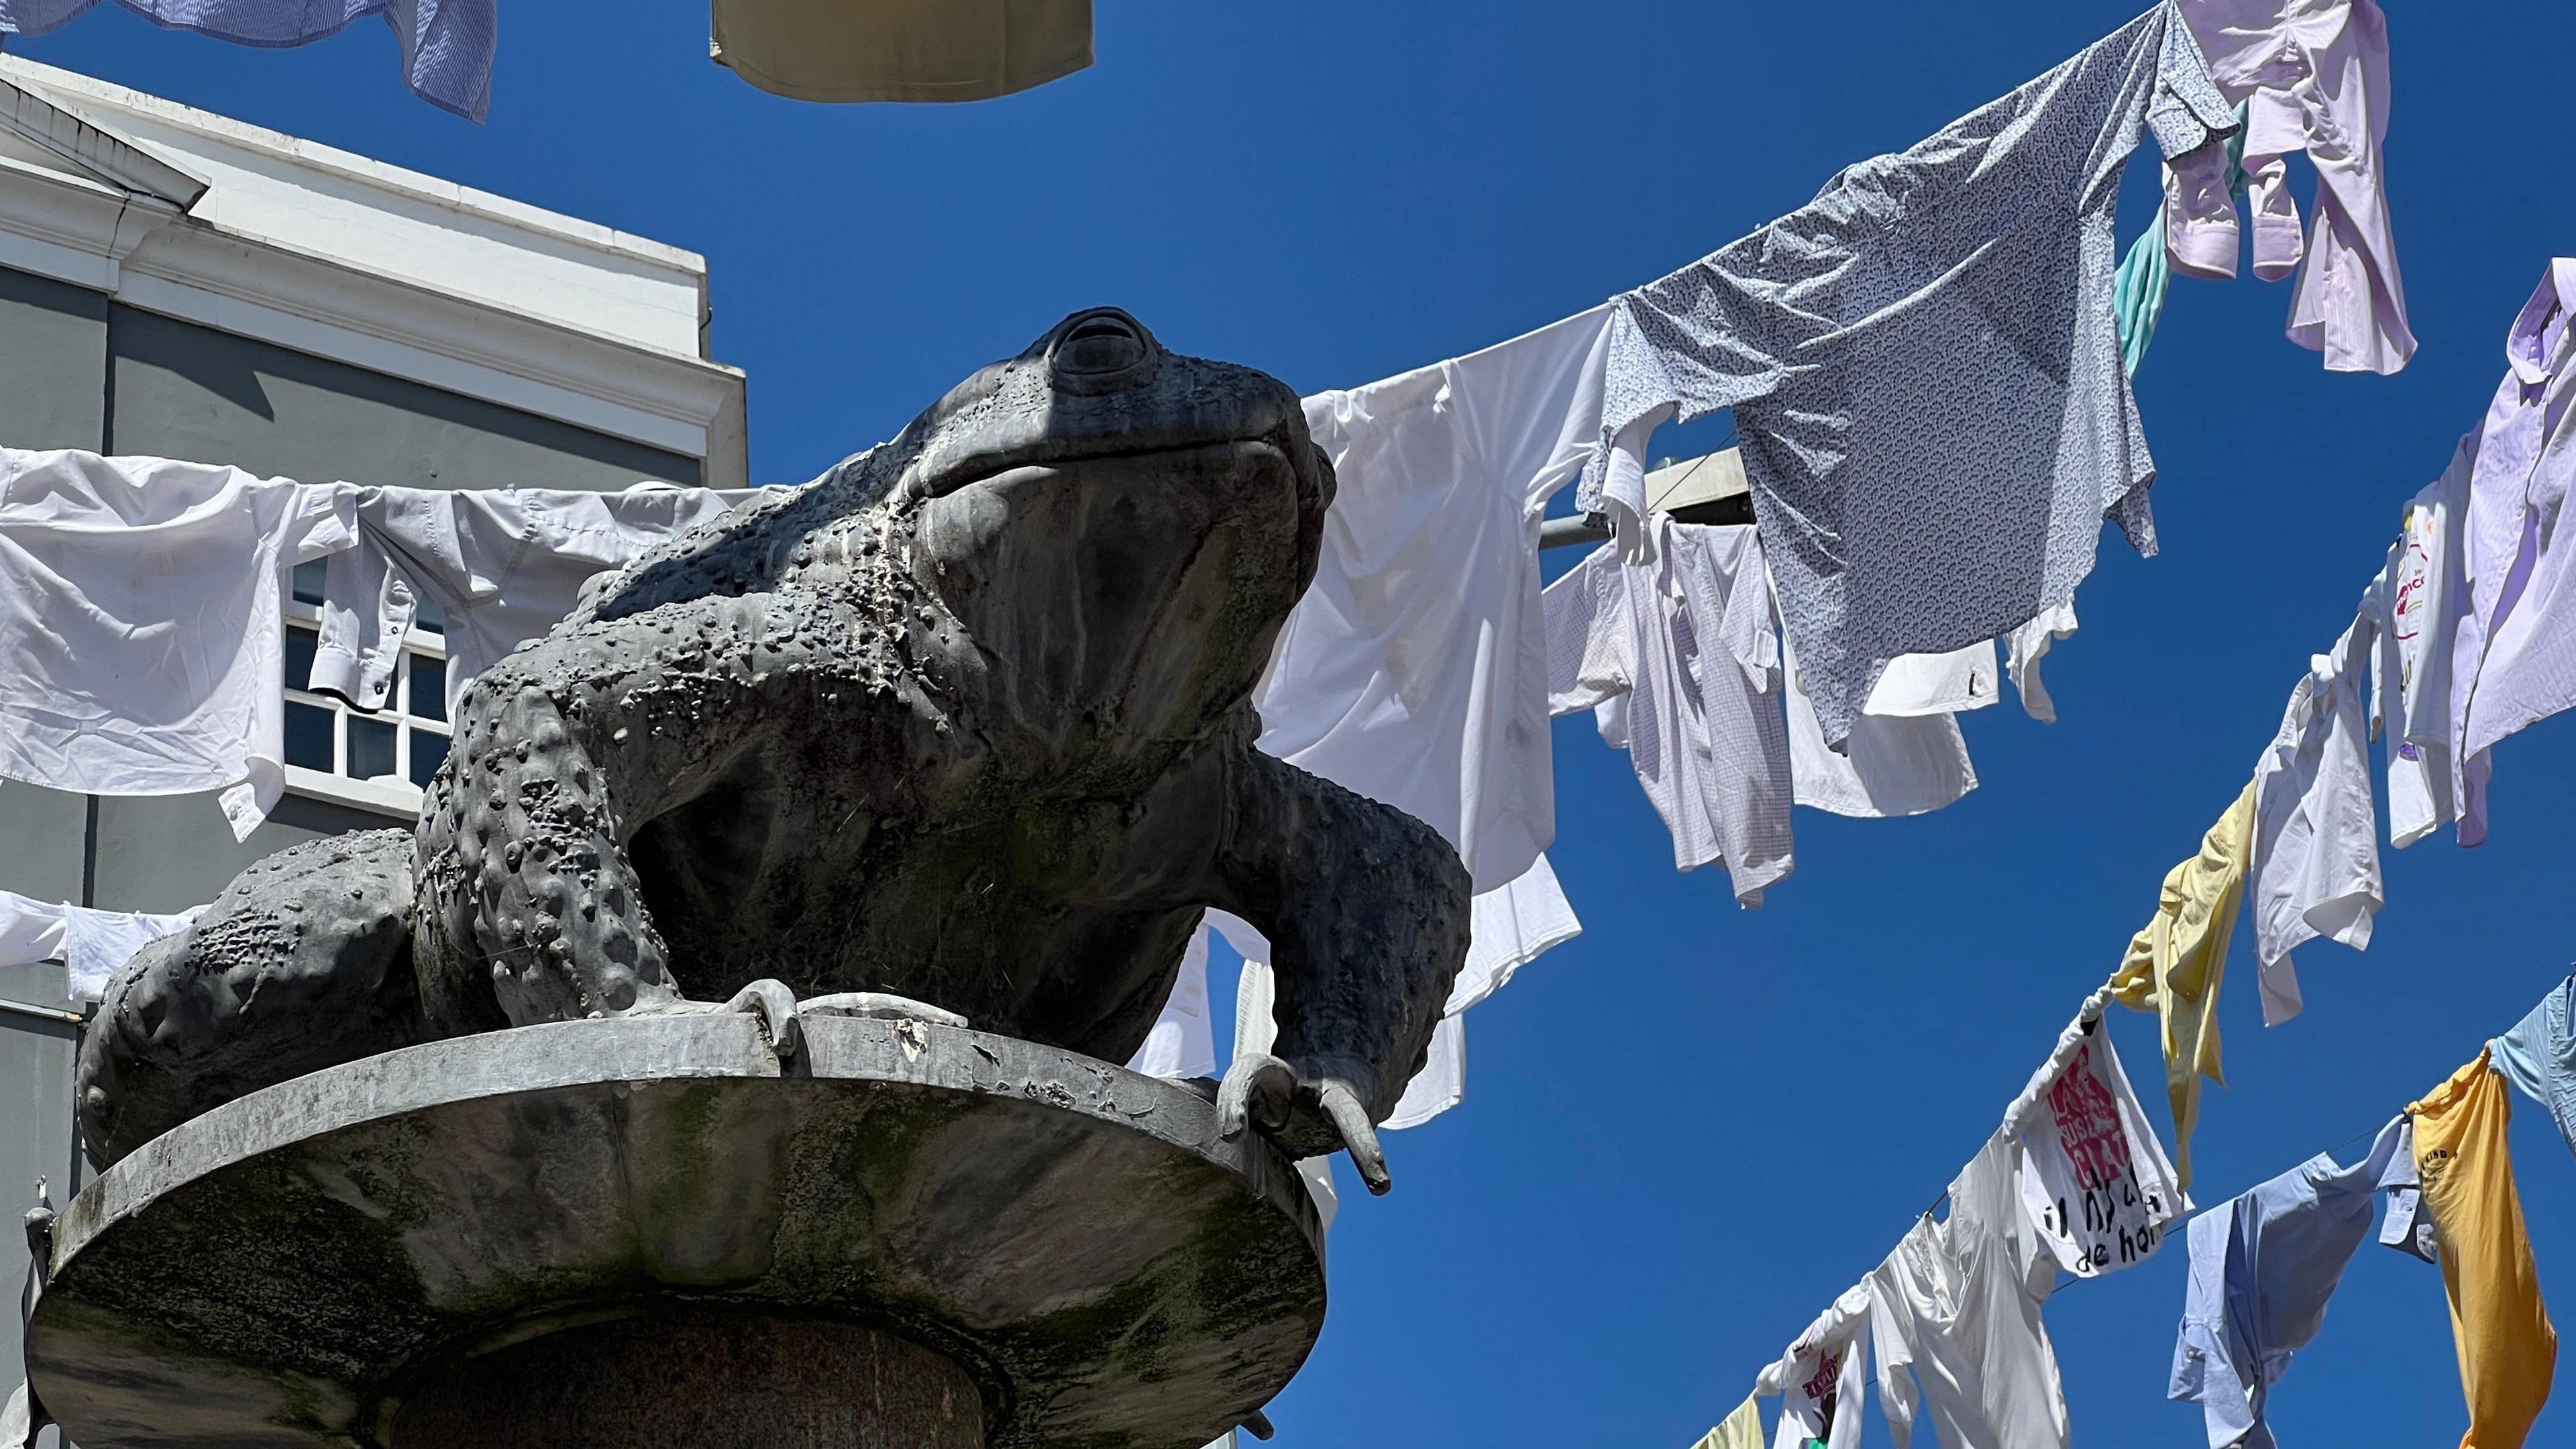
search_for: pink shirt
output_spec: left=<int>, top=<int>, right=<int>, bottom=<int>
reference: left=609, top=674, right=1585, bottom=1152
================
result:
left=2164, top=0, right=2413, bottom=374
left=2449, top=260, right=2576, bottom=845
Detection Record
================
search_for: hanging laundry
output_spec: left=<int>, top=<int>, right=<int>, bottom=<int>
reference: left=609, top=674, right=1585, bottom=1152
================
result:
left=1869, top=1132, right=2072, bottom=1449
left=1544, top=518, right=1792, bottom=904
left=2491, top=974, right=2576, bottom=1159
left=2006, top=991, right=2190, bottom=1279
left=0, top=449, right=356, bottom=841
left=1781, top=629, right=1979, bottom=820
left=2377, top=1117, right=2440, bottom=1263
left=2166, top=0, right=2412, bottom=374
left=1125, top=912, right=1216, bottom=1081
left=2363, top=439, right=2471, bottom=849
left=2006, top=603, right=2084, bottom=724
left=1578, top=3, right=2235, bottom=746
left=1866, top=644, right=1999, bottom=720
left=1689, top=1393, right=1768, bottom=1449
left=0, top=890, right=203, bottom=1002
left=2167, top=1116, right=2416, bottom=1449
left=1756, top=1285, right=1873, bottom=1449
left=709, top=0, right=1091, bottom=104
left=2118, top=100, right=2250, bottom=376
left=313, top=483, right=761, bottom=722
left=2245, top=615, right=2380, bottom=1026
left=1267, top=305, right=1613, bottom=894
left=0, top=0, right=494, bottom=120
left=2451, top=260, right=2576, bottom=847
left=2108, top=781, right=2256, bottom=1189
left=2406, top=1048, right=2558, bottom=1449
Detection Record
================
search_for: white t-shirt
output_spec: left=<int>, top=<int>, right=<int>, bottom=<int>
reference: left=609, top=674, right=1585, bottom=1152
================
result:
left=0, top=449, right=356, bottom=839
left=1544, top=519, right=1792, bottom=904
left=2247, top=616, right=2382, bottom=1026
left=1759, top=1285, right=1873, bottom=1449
left=313, top=483, right=759, bottom=720
left=2365, top=441, right=2470, bottom=849
left=1870, top=1133, right=2070, bottom=1449
left=2004, top=996, right=2187, bottom=1279
left=1262, top=305, right=1615, bottom=892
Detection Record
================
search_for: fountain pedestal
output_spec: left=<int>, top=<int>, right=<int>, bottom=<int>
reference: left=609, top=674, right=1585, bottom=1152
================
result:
left=28, top=1014, right=1325, bottom=1449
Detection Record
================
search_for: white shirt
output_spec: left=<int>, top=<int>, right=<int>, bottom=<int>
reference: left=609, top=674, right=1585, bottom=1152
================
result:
left=313, top=483, right=758, bottom=720
left=2165, top=0, right=2412, bottom=375
left=1544, top=519, right=1792, bottom=904
left=1758, top=1285, right=1873, bottom=1449
left=1870, top=1132, right=2071, bottom=1449
left=2006, top=602, right=2083, bottom=724
left=1783, top=629, right=1980, bottom=820
left=2004, top=993, right=2188, bottom=1280
left=1125, top=912, right=1216, bottom=1081
left=1264, top=305, right=1615, bottom=892
left=2362, top=442, right=2469, bottom=848
left=0, top=889, right=203, bottom=1002
left=1224, top=857, right=1579, bottom=1130
left=1868, top=642, right=2000, bottom=719
left=2247, top=616, right=2381, bottom=1026
left=2451, top=261, right=2576, bottom=843
left=0, top=449, right=356, bottom=840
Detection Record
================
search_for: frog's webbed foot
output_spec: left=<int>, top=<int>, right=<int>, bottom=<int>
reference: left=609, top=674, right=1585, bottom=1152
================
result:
left=1218, top=1050, right=1393, bottom=1197
left=641, top=981, right=968, bottom=1063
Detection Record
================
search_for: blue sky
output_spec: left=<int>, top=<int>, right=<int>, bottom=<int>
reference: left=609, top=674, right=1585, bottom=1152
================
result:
left=15, top=3, right=2575, bottom=1445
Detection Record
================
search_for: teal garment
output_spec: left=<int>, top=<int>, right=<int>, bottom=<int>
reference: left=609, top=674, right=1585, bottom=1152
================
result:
left=2113, top=103, right=2250, bottom=376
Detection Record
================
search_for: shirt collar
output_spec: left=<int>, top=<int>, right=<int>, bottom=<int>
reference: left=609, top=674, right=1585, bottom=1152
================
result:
left=2505, top=258, right=2576, bottom=385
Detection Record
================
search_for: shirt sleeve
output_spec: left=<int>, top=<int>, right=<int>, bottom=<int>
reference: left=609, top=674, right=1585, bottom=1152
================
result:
left=1542, top=552, right=1633, bottom=716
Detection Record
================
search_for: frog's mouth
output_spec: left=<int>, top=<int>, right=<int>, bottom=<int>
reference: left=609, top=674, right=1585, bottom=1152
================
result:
left=903, top=431, right=1303, bottom=510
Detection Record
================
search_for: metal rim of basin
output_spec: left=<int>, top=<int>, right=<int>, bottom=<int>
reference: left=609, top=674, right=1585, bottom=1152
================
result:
left=30, top=1013, right=1328, bottom=1448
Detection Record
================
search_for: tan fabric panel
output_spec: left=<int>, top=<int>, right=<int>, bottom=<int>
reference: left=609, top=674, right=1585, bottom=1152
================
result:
left=712, top=0, right=1093, bottom=103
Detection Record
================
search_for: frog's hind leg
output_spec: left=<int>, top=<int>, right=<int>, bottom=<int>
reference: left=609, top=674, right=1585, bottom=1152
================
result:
left=76, top=829, right=423, bottom=1168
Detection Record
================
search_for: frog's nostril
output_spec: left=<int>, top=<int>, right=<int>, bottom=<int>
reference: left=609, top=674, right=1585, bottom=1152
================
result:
left=1055, top=313, right=1148, bottom=377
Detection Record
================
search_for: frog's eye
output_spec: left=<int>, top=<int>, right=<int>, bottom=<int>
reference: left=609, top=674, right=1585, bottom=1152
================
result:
left=1056, top=313, right=1148, bottom=378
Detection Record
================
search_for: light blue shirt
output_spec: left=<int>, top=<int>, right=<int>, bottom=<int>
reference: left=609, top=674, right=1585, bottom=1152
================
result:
left=2168, top=1117, right=2415, bottom=1449
left=2492, top=973, right=2576, bottom=1159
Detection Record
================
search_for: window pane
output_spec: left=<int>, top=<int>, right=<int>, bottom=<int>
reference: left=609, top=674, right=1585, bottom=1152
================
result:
left=290, top=559, right=327, bottom=607
left=410, top=730, right=451, bottom=788
left=347, top=715, right=397, bottom=781
left=285, top=627, right=317, bottom=692
left=284, top=701, right=334, bottom=770
left=410, top=653, right=447, bottom=722
left=414, top=595, right=446, bottom=635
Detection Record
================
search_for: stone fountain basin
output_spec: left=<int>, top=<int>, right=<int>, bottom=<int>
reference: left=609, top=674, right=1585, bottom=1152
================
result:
left=28, top=1013, right=1326, bottom=1448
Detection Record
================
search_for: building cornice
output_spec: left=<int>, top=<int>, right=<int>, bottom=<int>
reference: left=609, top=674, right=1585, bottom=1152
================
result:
left=0, top=60, right=748, bottom=486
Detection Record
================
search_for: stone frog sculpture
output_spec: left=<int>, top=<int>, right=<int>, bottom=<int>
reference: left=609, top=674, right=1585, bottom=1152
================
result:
left=77, top=308, right=1472, bottom=1195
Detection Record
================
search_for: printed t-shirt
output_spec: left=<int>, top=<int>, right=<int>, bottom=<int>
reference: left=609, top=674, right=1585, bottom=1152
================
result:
left=2006, top=995, right=2190, bottom=1279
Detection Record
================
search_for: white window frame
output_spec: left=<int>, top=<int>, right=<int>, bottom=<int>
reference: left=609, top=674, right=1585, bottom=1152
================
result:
left=281, top=598, right=453, bottom=819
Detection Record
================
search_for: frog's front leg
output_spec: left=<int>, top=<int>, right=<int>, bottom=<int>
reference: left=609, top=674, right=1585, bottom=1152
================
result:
left=1207, top=737, right=1472, bottom=1194
left=413, top=590, right=943, bottom=1038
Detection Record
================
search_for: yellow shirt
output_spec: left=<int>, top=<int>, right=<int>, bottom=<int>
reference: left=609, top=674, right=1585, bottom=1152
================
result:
left=2106, top=782, right=2255, bottom=1188
left=1689, top=1393, right=1766, bottom=1449
left=2409, top=1049, right=2559, bottom=1449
